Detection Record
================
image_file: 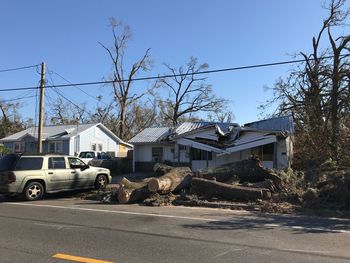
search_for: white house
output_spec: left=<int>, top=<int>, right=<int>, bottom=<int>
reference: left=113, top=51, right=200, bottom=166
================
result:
left=129, top=116, right=294, bottom=172
left=0, top=123, right=133, bottom=157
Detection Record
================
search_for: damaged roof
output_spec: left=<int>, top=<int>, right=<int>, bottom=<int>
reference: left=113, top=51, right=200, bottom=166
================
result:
left=244, top=115, right=294, bottom=134
left=128, top=116, right=293, bottom=145
left=129, top=122, right=238, bottom=144
left=174, top=122, right=238, bottom=136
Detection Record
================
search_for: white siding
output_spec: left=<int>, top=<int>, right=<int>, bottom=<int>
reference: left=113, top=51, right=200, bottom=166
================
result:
left=134, top=144, right=175, bottom=162
left=276, top=137, right=292, bottom=169
left=214, top=150, right=250, bottom=167
left=77, top=126, right=119, bottom=156
left=69, top=138, right=75, bottom=156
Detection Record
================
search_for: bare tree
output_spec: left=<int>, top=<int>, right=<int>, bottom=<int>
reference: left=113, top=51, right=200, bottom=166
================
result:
left=0, top=100, right=23, bottom=138
left=157, top=57, right=227, bottom=126
left=99, top=18, right=152, bottom=140
left=49, top=97, right=88, bottom=125
left=261, top=0, right=350, bottom=166
left=124, top=100, right=158, bottom=140
left=207, top=107, right=234, bottom=123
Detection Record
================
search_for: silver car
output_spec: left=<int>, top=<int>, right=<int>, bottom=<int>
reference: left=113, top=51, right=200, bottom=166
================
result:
left=0, top=153, right=112, bottom=201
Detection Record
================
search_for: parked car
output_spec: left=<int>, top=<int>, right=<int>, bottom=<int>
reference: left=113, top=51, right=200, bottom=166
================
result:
left=0, top=153, right=112, bottom=201
left=78, top=151, right=111, bottom=164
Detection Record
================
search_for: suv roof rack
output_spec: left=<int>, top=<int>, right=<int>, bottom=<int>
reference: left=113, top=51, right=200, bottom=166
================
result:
left=21, top=152, right=67, bottom=156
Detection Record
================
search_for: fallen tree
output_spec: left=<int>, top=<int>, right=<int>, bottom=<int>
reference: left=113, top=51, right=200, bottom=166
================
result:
left=118, top=177, right=153, bottom=204
left=191, top=177, right=271, bottom=201
left=196, top=157, right=284, bottom=190
left=148, top=167, right=193, bottom=194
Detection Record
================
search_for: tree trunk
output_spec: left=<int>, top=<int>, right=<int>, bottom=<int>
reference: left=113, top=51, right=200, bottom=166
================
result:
left=191, top=178, right=271, bottom=201
left=148, top=167, right=192, bottom=194
left=118, top=177, right=153, bottom=204
left=196, top=158, right=283, bottom=190
left=119, top=101, right=126, bottom=140
left=153, top=163, right=174, bottom=176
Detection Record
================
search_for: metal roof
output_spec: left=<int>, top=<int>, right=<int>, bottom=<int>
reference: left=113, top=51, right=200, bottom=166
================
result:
left=244, top=115, right=294, bottom=134
left=175, top=122, right=237, bottom=136
left=129, top=122, right=239, bottom=144
left=128, top=127, right=171, bottom=144
left=0, top=123, right=96, bottom=142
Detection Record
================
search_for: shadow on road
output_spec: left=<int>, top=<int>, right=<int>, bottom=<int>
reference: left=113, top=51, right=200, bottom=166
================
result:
left=0, top=189, right=93, bottom=202
left=183, top=212, right=350, bottom=234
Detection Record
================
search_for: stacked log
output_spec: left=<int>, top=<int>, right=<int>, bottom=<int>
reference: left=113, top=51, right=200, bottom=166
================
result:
left=148, top=167, right=192, bottom=194
left=112, top=159, right=281, bottom=205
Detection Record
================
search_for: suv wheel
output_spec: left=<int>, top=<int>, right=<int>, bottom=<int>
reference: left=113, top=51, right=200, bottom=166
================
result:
left=95, top=175, right=107, bottom=189
left=24, top=181, right=44, bottom=201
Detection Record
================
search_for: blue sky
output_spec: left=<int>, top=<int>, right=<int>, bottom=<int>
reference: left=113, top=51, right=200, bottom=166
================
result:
left=0, top=0, right=343, bottom=124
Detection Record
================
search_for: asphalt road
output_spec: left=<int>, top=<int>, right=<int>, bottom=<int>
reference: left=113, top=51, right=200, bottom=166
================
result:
left=0, top=194, right=350, bottom=263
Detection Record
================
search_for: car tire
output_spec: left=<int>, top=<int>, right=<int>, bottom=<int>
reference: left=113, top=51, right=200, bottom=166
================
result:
left=24, top=181, right=44, bottom=201
left=95, top=174, right=107, bottom=190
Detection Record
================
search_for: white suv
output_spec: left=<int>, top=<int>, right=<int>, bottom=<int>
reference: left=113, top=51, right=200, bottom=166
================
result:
left=0, top=153, right=112, bottom=201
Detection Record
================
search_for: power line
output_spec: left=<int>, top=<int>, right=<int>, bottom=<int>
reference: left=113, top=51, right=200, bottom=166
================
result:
left=46, top=75, right=92, bottom=115
left=0, top=64, right=40, bottom=73
left=0, top=94, right=37, bottom=103
left=0, top=54, right=348, bottom=92
left=48, top=68, right=103, bottom=102
left=47, top=68, right=108, bottom=107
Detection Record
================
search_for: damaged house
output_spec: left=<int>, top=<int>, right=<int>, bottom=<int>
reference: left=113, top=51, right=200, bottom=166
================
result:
left=129, top=116, right=294, bottom=172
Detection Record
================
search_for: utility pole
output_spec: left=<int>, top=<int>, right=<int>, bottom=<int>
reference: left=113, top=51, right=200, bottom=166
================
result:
left=37, top=62, right=45, bottom=153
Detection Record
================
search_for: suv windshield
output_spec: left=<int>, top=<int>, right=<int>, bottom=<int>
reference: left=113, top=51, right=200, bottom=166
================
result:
left=79, top=152, right=96, bottom=158
left=0, top=154, right=19, bottom=171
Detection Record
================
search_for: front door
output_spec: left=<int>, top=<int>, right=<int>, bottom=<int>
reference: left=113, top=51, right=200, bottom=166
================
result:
left=46, top=157, right=70, bottom=191
left=68, top=157, right=93, bottom=188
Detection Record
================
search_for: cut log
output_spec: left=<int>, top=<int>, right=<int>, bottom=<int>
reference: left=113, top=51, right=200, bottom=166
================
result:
left=196, top=157, right=283, bottom=190
left=242, top=179, right=276, bottom=192
left=148, top=167, right=192, bottom=194
left=118, top=177, right=153, bottom=204
left=153, top=163, right=174, bottom=176
left=191, top=177, right=271, bottom=201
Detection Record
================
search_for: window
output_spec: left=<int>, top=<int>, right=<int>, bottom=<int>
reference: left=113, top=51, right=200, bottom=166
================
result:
left=14, top=142, right=25, bottom=153
left=48, top=157, right=66, bottom=169
left=48, top=141, right=63, bottom=153
left=152, top=147, right=163, bottom=162
left=101, top=152, right=110, bottom=160
left=251, top=143, right=274, bottom=161
left=91, top=143, right=97, bottom=151
left=15, top=157, right=43, bottom=170
left=79, top=152, right=95, bottom=158
left=179, top=145, right=187, bottom=151
left=68, top=157, right=86, bottom=169
left=98, top=144, right=103, bottom=151
left=0, top=154, right=19, bottom=171
left=191, top=148, right=212, bottom=161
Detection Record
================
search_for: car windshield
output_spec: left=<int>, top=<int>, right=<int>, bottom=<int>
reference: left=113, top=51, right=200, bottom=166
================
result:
left=0, top=154, right=19, bottom=171
left=79, top=152, right=95, bottom=158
